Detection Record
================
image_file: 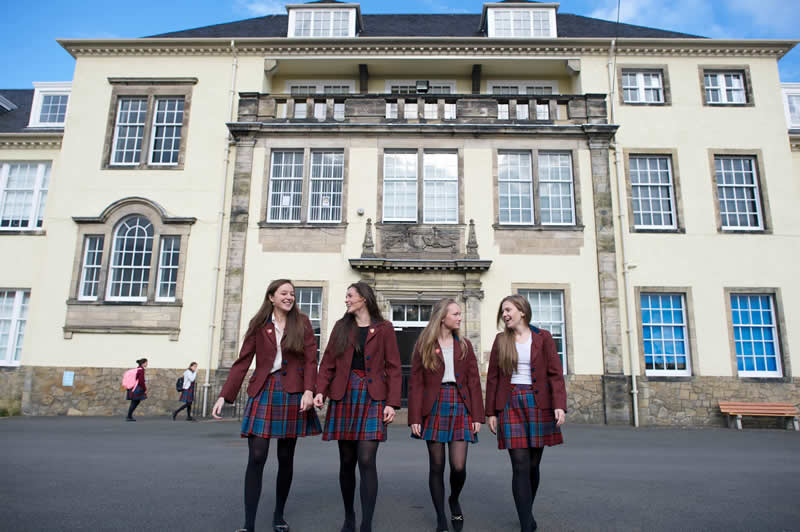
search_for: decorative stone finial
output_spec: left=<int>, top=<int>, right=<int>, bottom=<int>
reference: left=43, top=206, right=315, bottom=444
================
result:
left=466, top=219, right=479, bottom=258
left=362, top=217, right=376, bottom=258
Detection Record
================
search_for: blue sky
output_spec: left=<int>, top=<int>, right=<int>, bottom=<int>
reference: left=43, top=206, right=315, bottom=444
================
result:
left=3, top=0, right=798, bottom=88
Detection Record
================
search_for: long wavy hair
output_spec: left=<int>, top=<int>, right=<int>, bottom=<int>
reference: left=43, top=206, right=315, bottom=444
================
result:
left=413, top=298, right=468, bottom=371
left=244, top=279, right=306, bottom=356
left=330, top=281, right=384, bottom=357
left=495, top=294, right=533, bottom=375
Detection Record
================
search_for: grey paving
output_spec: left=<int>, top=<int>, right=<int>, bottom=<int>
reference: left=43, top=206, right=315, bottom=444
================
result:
left=1, top=416, right=798, bottom=531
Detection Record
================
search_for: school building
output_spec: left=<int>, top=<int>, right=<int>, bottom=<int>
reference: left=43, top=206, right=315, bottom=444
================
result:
left=1, top=1, right=798, bottom=426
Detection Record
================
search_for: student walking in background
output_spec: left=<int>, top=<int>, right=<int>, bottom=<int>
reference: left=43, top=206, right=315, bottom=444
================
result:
left=313, top=281, right=402, bottom=532
left=408, top=298, right=484, bottom=532
left=212, top=279, right=321, bottom=532
left=486, top=295, right=566, bottom=532
left=173, top=362, right=198, bottom=421
left=125, top=358, right=148, bottom=422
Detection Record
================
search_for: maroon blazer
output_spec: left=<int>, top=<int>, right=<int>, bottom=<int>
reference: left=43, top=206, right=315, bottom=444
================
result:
left=135, top=367, right=146, bottom=392
left=316, top=319, right=403, bottom=408
left=220, top=315, right=318, bottom=403
left=485, top=326, right=567, bottom=416
left=408, top=337, right=486, bottom=425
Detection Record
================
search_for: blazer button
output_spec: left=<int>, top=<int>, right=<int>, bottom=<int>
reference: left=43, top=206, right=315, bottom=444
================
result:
left=282, top=360, right=288, bottom=365
left=456, top=373, right=460, bottom=377
left=367, top=368, right=371, bottom=372
left=368, top=378, right=373, bottom=383
left=366, top=356, right=371, bottom=360
left=282, top=371, right=287, bottom=376
left=534, top=390, right=538, bottom=394
left=533, top=378, right=537, bottom=383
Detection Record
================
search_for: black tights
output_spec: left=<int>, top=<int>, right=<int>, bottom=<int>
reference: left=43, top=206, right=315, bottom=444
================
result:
left=243, top=436, right=297, bottom=532
left=126, top=400, right=140, bottom=419
left=508, top=448, right=544, bottom=532
left=426, top=441, right=468, bottom=530
left=173, top=402, right=192, bottom=418
left=337, top=440, right=380, bottom=532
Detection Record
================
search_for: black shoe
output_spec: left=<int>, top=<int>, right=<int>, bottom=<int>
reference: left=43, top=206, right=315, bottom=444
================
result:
left=126, top=417, right=136, bottom=422
left=272, top=516, right=290, bottom=532
left=340, top=517, right=356, bottom=532
left=449, top=496, right=464, bottom=532
left=186, top=416, right=195, bottom=422
left=172, top=411, right=178, bottom=421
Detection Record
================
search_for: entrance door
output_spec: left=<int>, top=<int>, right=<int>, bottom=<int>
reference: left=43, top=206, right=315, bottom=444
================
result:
left=391, top=303, right=433, bottom=407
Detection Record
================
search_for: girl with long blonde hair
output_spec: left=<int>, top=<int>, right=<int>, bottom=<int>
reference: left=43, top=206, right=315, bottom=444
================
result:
left=408, top=298, right=484, bottom=532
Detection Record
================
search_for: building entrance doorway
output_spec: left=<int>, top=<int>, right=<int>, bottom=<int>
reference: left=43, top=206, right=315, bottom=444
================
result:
left=391, top=302, right=433, bottom=407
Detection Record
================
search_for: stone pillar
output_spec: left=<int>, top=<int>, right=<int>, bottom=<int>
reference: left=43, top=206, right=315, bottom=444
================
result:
left=219, top=137, right=256, bottom=369
left=463, top=274, right=484, bottom=365
left=587, top=131, right=630, bottom=425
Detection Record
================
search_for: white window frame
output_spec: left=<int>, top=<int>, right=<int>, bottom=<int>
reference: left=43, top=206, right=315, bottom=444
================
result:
left=0, top=161, right=51, bottom=231
left=286, top=81, right=356, bottom=94
left=731, top=294, right=783, bottom=378
left=487, top=8, right=557, bottom=38
left=110, top=97, right=148, bottom=166
left=105, top=215, right=154, bottom=303
left=704, top=71, right=747, bottom=105
left=148, top=97, right=185, bottom=166
left=498, top=150, right=534, bottom=225
left=155, top=236, right=181, bottom=302
left=287, top=8, right=357, bottom=38
left=782, top=84, right=800, bottom=129
left=308, top=150, right=344, bottom=223
left=621, top=70, right=664, bottom=104
left=267, top=150, right=305, bottom=223
left=518, top=289, right=567, bottom=375
left=538, top=152, right=575, bottom=226
left=385, top=80, right=456, bottom=94
left=630, top=155, right=677, bottom=230
left=27, top=81, right=71, bottom=127
left=382, top=151, right=418, bottom=222
left=422, top=151, right=458, bottom=224
left=714, top=156, right=764, bottom=231
left=488, top=80, right=559, bottom=95
left=295, top=286, right=324, bottom=358
left=78, top=235, right=105, bottom=301
left=640, top=293, right=691, bottom=377
left=0, top=289, right=29, bottom=366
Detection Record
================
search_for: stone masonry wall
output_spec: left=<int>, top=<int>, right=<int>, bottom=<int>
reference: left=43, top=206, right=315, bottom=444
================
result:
left=0, top=367, right=24, bottom=413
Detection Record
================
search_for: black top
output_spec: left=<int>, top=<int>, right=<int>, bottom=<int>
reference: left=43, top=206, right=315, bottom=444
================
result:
left=351, top=326, right=369, bottom=372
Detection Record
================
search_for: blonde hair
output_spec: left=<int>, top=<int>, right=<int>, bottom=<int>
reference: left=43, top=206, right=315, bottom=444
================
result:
left=414, top=298, right=468, bottom=371
left=495, top=295, right=532, bottom=375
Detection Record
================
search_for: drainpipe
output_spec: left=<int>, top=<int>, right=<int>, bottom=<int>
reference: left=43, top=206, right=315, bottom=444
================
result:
left=202, top=39, right=238, bottom=417
left=607, top=38, right=640, bottom=427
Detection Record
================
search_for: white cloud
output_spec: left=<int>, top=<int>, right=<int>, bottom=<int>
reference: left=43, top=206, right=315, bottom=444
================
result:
left=235, top=0, right=285, bottom=17
left=726, top=0, right=799, bottom=35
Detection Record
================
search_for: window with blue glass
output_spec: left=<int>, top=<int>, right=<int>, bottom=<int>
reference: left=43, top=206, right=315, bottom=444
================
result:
left=730, top=294, right=782, bottom=377
left=641, top=293, right=691, bottom=376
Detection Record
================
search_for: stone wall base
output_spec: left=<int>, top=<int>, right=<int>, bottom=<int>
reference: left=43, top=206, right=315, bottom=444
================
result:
left=0, top=367, right=24, bottom=414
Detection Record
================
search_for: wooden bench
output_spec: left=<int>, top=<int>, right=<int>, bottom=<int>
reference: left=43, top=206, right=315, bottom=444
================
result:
left=719, top=401, right=799, bottom=431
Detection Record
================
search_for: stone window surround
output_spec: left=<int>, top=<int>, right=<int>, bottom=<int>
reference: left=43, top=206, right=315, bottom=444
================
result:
left=490, top=142, right=584, bottom=230
left=616, top=64, right=672, bottom=106
left=259, top=145, right=350, bottom=228
left=698, top=65, right=755, bottom=107
left=623, top=148, right=686, bottom=234
left=512, top=282, right=574, bottom=376
left=706, top=149, right=772, bottom=234
left=633, top=286, right=700, bottom=380
left=722, top=287, right=791, bottom=382
left=65, top=197, right=195, bottom=340
left=376, top=142, right=466, bottom=226
left=101, top=77, right=196, bottom=170
left=293, top=280, right=329, bottom=355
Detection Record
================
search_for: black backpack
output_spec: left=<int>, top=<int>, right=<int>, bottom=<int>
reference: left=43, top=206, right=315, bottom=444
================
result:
left=175, top=376, right=184, bottom=392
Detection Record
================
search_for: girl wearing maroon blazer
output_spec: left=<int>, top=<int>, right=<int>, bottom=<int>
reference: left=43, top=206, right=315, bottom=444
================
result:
left=408, top=298, right=484, bottom=532
left=212, top=279, right=321, bottom=532
left=485, top=295, right=567, bottom=532
left=313, top=281, right=402, bottom=532
left=125, top=358, right=147, bottom=421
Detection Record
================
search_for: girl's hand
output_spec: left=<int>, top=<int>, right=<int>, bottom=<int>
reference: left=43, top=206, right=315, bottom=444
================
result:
left=313, top=393, right=324, bottom=408
left=411, top=423, right=422, bottom=437
left=472, top=422, right=482, bottom=435
left=554, top=408, right=566, bottom=427
left=211, top=397, right=226, bottom=419
left=488, top=416, right=497, bottom=434
left=300, top=390, right=314, bottom=412
left=383, top=406, right=396, bottom=424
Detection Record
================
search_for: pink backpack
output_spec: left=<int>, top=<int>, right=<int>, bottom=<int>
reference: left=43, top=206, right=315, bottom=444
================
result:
left=122, top=368, right=138, bottom=390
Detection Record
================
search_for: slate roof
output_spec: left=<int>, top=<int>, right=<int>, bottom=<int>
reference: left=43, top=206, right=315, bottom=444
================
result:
left=149, top=12, right=702, bottom=39
left=0, top=90, right=34, bottom=134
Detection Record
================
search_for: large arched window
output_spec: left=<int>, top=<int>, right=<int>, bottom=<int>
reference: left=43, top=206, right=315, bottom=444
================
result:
left=107, top=215, right=154, bottom=301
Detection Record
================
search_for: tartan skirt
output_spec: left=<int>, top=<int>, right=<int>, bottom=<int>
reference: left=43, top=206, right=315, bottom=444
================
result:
left=179, top=382, right=195, bottom=403
left=126, top=385, right=147, bottom=401
left=241, top=372, right=321, bottom=439
left=323, top=370, right=387, bottom=442
left=412, top=384, right=478, bottom=443
left=497, top=384, right=563, bottom=450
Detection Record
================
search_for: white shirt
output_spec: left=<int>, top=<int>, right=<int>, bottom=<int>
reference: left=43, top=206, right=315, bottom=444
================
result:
left=182, top=369, right=197, bottom=389
left=511, top=337, right=533, bottom=385
left=270, top=314, right=284, bottom=374
left=441, top=345, right=456, bottom=383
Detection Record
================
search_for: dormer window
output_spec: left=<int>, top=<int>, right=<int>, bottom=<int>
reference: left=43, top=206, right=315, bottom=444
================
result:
left=28, top=82, right=72, bottom=127
left=483, top=3, right=558, bottom=38
left=287, top=3, right=360, bottom=38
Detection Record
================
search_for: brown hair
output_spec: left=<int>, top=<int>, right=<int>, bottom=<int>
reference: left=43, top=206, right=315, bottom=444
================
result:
left=330, top=281, right=384, bottom=357
left=495, top=295, right=532, bottom=375
left=244, top=279, right=306, bottom=356
left=136, top=358, right=148, bottom=367
left=413, top=298, right=468, bottom=371
left=188, top=362, right=198, bottom=370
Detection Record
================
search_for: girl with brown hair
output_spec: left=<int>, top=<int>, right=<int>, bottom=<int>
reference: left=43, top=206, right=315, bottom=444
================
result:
left=212, top=279, right=321, bottom=532
left=313, top=281, right=402, bottom=532
left=408, top=298, right=484, bottom=532
left=485, top=294, right=567, bottom=532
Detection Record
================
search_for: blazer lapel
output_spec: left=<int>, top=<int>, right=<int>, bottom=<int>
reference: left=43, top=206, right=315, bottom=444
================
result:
left=529, top=328, right=544, bottom=367
left=264, top=319, right=278, bottom=351
left=365, top=322, right=379, bottom=349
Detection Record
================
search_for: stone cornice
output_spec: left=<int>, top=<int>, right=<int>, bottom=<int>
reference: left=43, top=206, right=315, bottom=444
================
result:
left=350, top=258, right=493, bottom=273
left=0, top=132, right=63, bottom=150
left=58, top=37, right=796, bottom=60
